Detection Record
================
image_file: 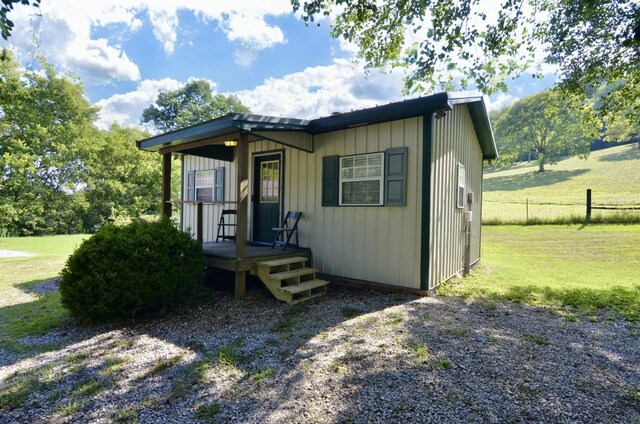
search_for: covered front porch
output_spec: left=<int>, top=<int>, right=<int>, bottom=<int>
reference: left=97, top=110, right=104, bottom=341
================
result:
left=137, top=114, right=322, bottom=301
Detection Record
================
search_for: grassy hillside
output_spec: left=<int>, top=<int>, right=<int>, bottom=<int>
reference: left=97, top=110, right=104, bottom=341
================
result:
left=483, top=144, right=640, bottom=222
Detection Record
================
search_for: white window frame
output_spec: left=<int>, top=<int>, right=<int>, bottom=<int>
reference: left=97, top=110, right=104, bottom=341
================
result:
left=339, top=152, right=385, bottom=206
left=195, top=170, right=214, bottom=202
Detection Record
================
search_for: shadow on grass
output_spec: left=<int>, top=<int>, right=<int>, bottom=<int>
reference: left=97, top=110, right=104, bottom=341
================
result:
left=0, top=270, right=230, bottom=365
left=0, top=273, right=417, bottom=421
left=484, top=169, right=589, bottom=191
left=0, top=279, right=74, bottom=360
left=3, top=268, right=639, bottom=422
left=598, top=147, right=640, bottom=162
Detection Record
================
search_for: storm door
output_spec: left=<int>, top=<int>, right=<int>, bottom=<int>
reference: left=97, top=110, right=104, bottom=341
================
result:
left=252, top=154, right=282, bottom=243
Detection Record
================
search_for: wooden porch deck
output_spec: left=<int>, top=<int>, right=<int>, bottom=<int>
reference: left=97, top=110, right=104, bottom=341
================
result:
left=202, top=241, right=311, bottom=273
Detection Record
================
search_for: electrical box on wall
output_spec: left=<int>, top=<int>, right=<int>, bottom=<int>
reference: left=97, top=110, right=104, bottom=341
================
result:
left=464, top=211, right=473, bottom=223
left=467, top=192, right=474, bottom=205
left=456, top=163, right=465, bottom=209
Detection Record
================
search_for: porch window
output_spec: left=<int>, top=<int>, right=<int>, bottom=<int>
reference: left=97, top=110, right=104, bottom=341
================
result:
left=190, top=168, right=224, bottom=202
left=339, top=152, right=384, bottom=205
left=195, top=170, right=214, bottom=201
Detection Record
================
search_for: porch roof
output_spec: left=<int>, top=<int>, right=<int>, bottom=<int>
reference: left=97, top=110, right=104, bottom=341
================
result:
left=136, top=114, right=310, bottom=152
left=137, top=91, right=497, bottom=160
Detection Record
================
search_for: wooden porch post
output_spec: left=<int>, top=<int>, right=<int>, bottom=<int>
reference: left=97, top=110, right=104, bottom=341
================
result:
left=196, top=202, right=203, bottom=246
left=161, top=152, right=172, bottom=217
left=234, top=133, right=249, bottom=298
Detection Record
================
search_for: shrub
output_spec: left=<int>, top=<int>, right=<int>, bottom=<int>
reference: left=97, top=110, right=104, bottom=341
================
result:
left=60, top=218, right=203, bottom=321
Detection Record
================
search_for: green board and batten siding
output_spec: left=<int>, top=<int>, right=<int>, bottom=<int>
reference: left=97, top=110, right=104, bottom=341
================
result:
left=427, top=105, right=483, bottom=289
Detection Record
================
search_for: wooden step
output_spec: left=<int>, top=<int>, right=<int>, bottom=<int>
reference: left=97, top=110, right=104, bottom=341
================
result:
left=258, top=256, right=308, bottom=268
left=269, top=267, right=316, bottom=281
left=280, top=279, right=329, bottom=294
left=290, top=292, right=326, bottom=304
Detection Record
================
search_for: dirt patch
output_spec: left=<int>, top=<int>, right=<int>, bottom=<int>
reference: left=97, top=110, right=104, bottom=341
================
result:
left=0, top=250, right=36, bottom=258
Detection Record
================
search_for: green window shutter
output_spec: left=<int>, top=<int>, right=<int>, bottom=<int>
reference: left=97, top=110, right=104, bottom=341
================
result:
left=214, top=167, right=224, bottom=202
left=187, top=170, right=195, bottom=202
left=322, top=155, right=339, bottom=206
left=385, top=147, right=408, bottom=206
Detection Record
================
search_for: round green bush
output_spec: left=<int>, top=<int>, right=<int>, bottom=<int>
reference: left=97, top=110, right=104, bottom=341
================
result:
left=60, top=218, right=203, bottom=321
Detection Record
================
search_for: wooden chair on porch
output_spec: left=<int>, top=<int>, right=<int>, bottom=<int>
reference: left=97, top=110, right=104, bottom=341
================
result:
left=271, top=211, right=302, bottom=251
left=216, top=209, right=237, bottom=242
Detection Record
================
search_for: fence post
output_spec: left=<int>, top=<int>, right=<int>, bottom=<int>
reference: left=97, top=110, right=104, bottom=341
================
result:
left=586, top=189, right=592, bottom=219
left=526, top=198, right=529, bottom=223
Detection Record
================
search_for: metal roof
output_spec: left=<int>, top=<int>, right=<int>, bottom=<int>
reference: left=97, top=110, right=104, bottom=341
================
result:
left=137, top=91, right=497, bottom=159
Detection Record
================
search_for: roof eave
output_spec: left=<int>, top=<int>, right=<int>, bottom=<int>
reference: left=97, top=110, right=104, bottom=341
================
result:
left=448, top=93, right=498, bottom=160
left=137, top=115, right=239, bottom=152
left=137, top=114, right=313, bottom=152
left=136, top=91, right=498, bottom=159
left=307, top=92, right=451, bottom=134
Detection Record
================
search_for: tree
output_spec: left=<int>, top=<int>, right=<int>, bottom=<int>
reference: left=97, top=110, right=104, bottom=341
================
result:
left=292, top=0, right=640, bottom=115
left=492, top=90, right=596, bottom=172
left=0, top=0, right=40, bottom=40
left=598, top=83, right=640, bottom=148
left=140, top=80, right=250, bottom=132
left=81, top=124, right=162, bottom=231
left=0, top=51, right=98, bottom=235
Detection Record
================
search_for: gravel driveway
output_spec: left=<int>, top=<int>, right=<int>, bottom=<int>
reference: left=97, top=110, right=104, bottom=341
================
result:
left=1, top=285, right=638, bottom=423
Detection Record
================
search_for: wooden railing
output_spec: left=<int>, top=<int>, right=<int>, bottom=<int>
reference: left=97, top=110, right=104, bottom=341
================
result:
left=168, top=200, right=238, bottom=245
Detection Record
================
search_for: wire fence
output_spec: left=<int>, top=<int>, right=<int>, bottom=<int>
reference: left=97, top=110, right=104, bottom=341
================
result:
left=483, top=190, right=640, bottom=224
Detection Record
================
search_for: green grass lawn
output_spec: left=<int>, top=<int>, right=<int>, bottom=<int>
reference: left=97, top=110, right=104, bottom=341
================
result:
left=0, top=235, right=87, bottom=353
left=440, top=224, right=640, bottom=321
left=483, top=144, right=640, bottom=222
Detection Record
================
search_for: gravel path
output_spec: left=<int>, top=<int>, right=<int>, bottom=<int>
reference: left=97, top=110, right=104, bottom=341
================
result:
left=1, top=286, right=638, bottom=423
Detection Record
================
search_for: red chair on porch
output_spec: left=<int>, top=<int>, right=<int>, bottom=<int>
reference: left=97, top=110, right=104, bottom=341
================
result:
left=271, top=211, right=302, bottom=251
left=216, top=209, right=237, bottom=242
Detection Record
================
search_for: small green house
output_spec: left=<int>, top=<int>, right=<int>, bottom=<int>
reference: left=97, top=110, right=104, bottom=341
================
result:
left=137, top=91, right=497, bottom=302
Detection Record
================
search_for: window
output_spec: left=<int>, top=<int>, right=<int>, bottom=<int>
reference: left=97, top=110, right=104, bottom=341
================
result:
left=188, top=168, right=224, bottom=202
left=195, top=170, right=214, bottom=201
left=457, top=163, right=465, bottom=209
left=259, top=160, right=280, bottom=203
left=323, top=148, right=407, bottom=207
left=339, top=152, right=384, bottom=205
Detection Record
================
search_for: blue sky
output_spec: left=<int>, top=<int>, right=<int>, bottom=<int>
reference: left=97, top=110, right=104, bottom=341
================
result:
left=2, top=1, right=557, bottom=131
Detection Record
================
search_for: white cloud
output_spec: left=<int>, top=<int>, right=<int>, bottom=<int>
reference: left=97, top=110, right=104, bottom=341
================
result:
left=337, top=38, right=359, bottom=56
left=95, top=78, right=184, bottom=130
left=225, top=14, right=286, bottom=66
left=226, top=14, right=285, bottom=50
left=95, top=60, right=406, bottom=130
left=66, top=39, right=141, bottom=83
left=147, top=7, right=179, bottom=54
left=3, top=2, right=142, bottom=83
left=235, top=59, right=406, bottom=119
left=95, top=76, right=220, bottom=130
left=488, top=93, right=520, bottom=111
left=1, top=0, right=296, bottom=82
